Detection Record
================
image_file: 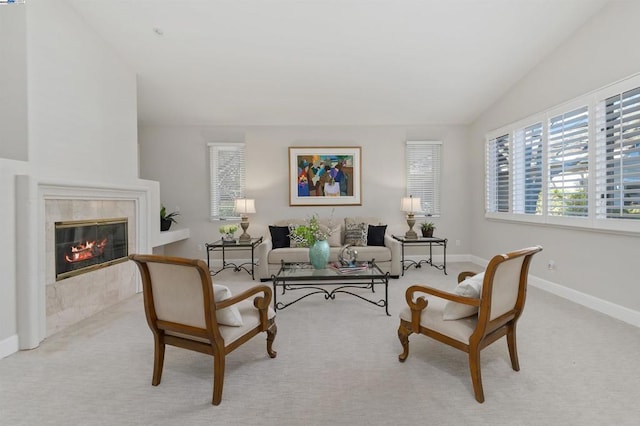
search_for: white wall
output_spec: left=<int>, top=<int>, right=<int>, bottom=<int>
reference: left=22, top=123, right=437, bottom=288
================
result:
left=139, top=125, right=471, bottom=260
left=0, top=0, right=141, bottom=357
left=469, top=1, right=640, bottom=313
left=0, top=4, right=28, bottom=161
left=27, top=1, right=138, bottom=181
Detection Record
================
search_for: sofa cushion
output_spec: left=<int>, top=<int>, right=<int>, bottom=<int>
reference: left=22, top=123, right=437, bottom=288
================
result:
left=344, top=222, right=368, bottom=246
left=269, top=225, right=290, bottom=249
left=268, top=247, right=312, bottom=264
left=288, top=224, right=306, bottom=248
left=367, top=225, right=387, bottom=246
left=353, top=246, right=392, bottom=262
left=321, top=223, right=343, bottom=247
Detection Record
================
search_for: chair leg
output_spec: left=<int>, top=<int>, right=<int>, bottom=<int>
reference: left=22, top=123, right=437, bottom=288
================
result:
left=266, top=319, right=277, bottom=358
left=152, top=334, right=165, bottom=386
left=507, top=324, right=520, bottom=371
left=212, top=352, right=226, bottom=405
left=398, top=322, right=412, bottom=362
left=469, top=348, right=485, bottom=403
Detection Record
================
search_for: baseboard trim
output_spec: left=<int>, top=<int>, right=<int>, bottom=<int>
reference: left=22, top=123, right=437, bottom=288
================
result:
left=528, top=276, right=640, bottom=328
left=469, top=255, right=640, bottom=328
left=0, top=334, right=19, bottom=359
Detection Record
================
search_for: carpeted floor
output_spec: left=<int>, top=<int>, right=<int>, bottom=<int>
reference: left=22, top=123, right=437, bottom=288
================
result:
left=1, top=262, right=639, bottom=425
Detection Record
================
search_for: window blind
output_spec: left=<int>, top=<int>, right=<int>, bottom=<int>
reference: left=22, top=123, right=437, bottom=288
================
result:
left=547, top=106, right=589, bottom=217
left=596, top=86, right=640, bottom=219
left=513, top=123, right=543, bottom=215
left=406, top=141, right=441, bottom=216
left=486, top=134, right=510, bottom=213
left=209, top=143, right=246, bottom=219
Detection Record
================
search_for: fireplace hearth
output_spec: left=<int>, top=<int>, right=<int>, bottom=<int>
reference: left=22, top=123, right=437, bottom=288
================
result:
left=55, top=218, right=128, bottom=280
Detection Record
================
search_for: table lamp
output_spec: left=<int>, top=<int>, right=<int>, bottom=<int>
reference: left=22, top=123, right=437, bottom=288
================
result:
left=401, top=195, right=421, bottom=239
left=235, top=198, right=256, bottom=243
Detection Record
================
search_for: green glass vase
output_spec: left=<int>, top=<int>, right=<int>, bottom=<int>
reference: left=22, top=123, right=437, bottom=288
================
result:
left=309, top=240, right=330, bottom=269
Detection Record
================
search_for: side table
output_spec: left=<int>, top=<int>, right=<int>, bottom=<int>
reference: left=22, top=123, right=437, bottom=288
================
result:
left=205, top=236, right=263, bottom=279
left=392, top=235, right=447, bottom=276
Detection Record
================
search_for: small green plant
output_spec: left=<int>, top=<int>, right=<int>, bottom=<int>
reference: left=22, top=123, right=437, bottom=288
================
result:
left=421, top=222, right=435, bottom=230
left=290, top=213, right=331, bottom=247
left=160, top=205, right=179, bottom=223
left=219, top=224, right=239, bottom=234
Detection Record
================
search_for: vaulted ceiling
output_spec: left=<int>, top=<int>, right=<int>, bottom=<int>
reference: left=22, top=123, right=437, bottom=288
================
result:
left=67, top=0, right=609, bottom=126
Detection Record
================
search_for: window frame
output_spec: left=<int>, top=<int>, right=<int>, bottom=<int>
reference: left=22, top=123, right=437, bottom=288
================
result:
left=208, top=143, right=246, bottom=221
left=484, top=73, right=640, bottom=235
left=406, top=141, right=442, bottom=217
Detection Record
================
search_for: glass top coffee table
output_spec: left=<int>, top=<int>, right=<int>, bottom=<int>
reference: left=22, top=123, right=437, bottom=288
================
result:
left=272, top=261, right=390, bottom=315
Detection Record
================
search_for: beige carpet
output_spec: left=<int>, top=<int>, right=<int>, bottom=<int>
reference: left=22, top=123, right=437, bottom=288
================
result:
left=1, top=262, right=640, bottom=425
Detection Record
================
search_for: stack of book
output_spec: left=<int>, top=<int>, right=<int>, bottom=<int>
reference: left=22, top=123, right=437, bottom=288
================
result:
left=329, top=262, right=369, bottom=274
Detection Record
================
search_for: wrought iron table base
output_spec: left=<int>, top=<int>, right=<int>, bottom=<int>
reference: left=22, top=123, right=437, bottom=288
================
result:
left=273, top=281, right=391, bottom=316
left=211, top=261, right=255, bottom=277
left=402, top=258, right=446, bottom=273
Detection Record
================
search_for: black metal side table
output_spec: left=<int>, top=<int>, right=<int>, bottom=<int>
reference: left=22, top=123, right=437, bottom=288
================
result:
left=392, top=235, right=447, bottom=276
left=205, top=236, right=263, bottom=279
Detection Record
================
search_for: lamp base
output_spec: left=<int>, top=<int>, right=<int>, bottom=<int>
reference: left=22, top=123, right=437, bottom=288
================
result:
left=239, top=218, right=251, bottom=243
left=404, top=230, right=418, bottom=239
left=404, top=214, right=418, bottom=239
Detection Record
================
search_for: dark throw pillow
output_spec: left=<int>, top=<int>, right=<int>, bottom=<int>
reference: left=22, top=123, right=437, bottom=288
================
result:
left=367, top=225, right=387, bottom=246
left=269, top=225, right=290, bottom=249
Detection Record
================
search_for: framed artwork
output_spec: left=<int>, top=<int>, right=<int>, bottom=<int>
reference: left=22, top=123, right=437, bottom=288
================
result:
left=289, top=146, right=362, bottom=206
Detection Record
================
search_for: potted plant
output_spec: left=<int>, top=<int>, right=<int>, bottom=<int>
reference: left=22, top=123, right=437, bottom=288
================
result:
left=421, top=222, right=435, bottom=238
left=160, top=205, right=179, bottom=231
left=219, top=224, right=239, bottom=242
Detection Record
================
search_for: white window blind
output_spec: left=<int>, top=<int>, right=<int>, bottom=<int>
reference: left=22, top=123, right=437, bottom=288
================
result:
left=547, top=106, right=589, bottom=217
left=406, top=141, right=441, bottom=216
left=485, top=134, right=510, bottom=213
left=209, top=143, right=246, bottom=219
left=596, top=86, right=640, bottom=220
left=513, top=123, right=543, bottom=215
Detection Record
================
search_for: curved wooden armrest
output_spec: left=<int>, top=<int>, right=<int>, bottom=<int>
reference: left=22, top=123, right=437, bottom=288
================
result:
left=216, top=285, right=273, bottom=310
left=458, top=271, right=477, bottom=283
left=405, top=284, right=480, bottom=332
left=215, top=285, right=273, bottom=331
left=405, top=285, right=481, bottom=307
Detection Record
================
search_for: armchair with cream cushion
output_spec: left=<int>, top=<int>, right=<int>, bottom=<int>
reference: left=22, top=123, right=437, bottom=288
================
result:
left=129, top=254, right=277, bottom=405
left=397, top=246, right=542, bottom=403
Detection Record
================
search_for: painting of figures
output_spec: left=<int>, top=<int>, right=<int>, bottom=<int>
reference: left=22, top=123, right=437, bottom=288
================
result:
left=289, top=146, right=362, bottom=206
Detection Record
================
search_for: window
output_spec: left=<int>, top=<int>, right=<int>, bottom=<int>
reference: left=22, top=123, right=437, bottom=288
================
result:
left=484, top=73, right=640, bottom=233
left=406, top=141, right=441, bottom=216
left=547, top=106, right=589, bottom=217
left=485, top=134, right=510, bottom=213
left=513, top=123, right=543, bottom=215
left=209, top=143, right=246, bottom=219
left=596, top=86, right=640, bottom=220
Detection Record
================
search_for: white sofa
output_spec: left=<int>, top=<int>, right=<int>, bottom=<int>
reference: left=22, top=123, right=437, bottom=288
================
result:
left=256, top=216, right=401, bottom=281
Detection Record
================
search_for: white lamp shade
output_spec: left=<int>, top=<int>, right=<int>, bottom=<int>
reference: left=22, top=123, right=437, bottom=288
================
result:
left=235, top=199, right=256, bottom=214
left=401, top=197, right=421, bottom=213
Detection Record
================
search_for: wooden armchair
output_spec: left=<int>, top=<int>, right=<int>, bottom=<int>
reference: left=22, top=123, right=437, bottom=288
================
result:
left=397, top=246, right=542, bottom=403
left=129, top=254, right=277, bottom=405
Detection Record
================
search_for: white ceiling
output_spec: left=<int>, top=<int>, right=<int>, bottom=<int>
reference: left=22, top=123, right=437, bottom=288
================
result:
left=66, top=0, right=609, bottom=127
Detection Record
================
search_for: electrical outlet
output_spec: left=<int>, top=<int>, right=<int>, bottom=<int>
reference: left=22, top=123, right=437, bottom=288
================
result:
left=548, top=260, right=556, bottom=270
left=175, top=205, right=180, bottom=213
left=455, top=239, right=461, bottom=246
left=197, top=244, right=204, bottom=252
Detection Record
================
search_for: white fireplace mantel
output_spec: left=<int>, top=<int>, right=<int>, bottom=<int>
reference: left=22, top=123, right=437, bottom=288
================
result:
left=15, top=176, right=157, bottom=350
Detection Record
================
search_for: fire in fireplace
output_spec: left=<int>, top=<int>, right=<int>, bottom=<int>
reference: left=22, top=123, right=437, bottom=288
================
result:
left=55, top=218, right=128, bottom=280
